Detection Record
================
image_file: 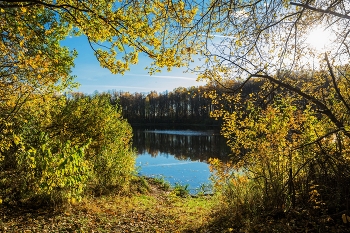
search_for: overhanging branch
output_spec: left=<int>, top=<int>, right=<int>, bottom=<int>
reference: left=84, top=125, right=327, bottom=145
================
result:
left=290, top=1, right=350, bottom=20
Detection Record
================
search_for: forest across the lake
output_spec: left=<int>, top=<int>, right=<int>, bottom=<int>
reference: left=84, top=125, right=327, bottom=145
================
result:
left=85, top=79, right=263, bottom=127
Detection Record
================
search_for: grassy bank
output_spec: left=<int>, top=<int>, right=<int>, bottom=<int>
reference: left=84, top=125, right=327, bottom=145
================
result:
left=0, top=177, right=220, bottom=233
left=1, top=176, right=349, bottom=232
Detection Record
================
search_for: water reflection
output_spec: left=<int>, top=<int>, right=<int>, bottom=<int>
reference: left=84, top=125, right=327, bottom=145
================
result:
left=133, top=129, right=231, bottom=193
left=133, top=129, right=231, bottom=162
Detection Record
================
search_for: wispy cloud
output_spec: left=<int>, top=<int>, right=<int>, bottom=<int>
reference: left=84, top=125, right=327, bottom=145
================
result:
left=125, top=74, right=196, bottom=81
left=207, top=34, right=235, bottom=39
left=83, top=85, right=151, bottom=90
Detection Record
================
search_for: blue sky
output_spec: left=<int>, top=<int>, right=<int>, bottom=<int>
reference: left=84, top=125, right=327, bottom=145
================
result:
left=61, top=36, right=206, bottom=94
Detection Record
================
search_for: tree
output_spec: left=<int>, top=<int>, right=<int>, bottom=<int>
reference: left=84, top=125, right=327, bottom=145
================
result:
left=0, top=0, right=203, bottom=205
left=195, top=0, right=350, bottom=139
left=196, top=1, right=350, bottom=228
left=0, top=0, right=201, bottom=149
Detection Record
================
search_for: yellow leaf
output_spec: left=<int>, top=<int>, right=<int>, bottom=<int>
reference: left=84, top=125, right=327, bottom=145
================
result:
left=21, top=7, right=27, bottom=13
left=342, top=214, right=348, bottom=223
left=235, top=40, right=242, bottom=47
left=13, top=135, right=21, bottom=145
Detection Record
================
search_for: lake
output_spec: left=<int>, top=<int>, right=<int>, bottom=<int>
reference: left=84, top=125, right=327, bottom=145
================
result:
left=133, top=129, right=230, bottom=194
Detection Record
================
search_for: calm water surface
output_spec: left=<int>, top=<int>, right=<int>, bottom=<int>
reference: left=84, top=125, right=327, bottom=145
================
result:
left=133, top=129, right=230, bottom=193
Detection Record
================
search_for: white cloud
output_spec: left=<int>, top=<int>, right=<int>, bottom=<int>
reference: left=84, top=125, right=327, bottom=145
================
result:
left=83, top=85, right=151, bottom=90
left=125, top=73, right=196, bottom=81
left=207, top=34, right=235, bottom=39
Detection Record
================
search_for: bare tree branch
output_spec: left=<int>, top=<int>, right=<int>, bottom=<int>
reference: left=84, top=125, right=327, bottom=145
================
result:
left=290, top=1, right=350, bottom=20
left=325, top=52, right=350, bottom=114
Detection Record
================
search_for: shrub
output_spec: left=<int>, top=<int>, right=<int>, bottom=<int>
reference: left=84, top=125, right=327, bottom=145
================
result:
left=210, top=96, right=350, bottom=231
left=0, top=93, right=135, bottom=205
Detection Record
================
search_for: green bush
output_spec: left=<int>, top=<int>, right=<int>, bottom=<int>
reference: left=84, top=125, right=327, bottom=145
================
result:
left=13, top=133, right=90, bottom=204
left=0, top=93, right=135, bottom=205
left=54, top=94, right=136, bottom=194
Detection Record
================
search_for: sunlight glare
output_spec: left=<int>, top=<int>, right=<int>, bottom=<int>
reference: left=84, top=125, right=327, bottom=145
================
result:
left=306, top=26, right=332, bottom=52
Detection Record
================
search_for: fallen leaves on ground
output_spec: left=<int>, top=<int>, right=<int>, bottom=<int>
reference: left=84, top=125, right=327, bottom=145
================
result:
left=0, top=181, right=217, bottom=232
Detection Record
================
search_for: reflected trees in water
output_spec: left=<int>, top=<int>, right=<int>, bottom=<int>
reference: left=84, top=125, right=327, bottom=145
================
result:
left=133, top=130, right=230, bottom=163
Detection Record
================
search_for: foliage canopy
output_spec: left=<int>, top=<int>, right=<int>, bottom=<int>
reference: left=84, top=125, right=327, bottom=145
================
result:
left=195, top=0, right=350, bottom=136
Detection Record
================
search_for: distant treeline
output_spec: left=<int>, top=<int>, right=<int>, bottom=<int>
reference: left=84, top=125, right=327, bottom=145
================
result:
left=70, top=79, right=264, bottom=126
left=115, top=86, right=217, bottom=126
left=120, top=80, right=263, bottom=126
